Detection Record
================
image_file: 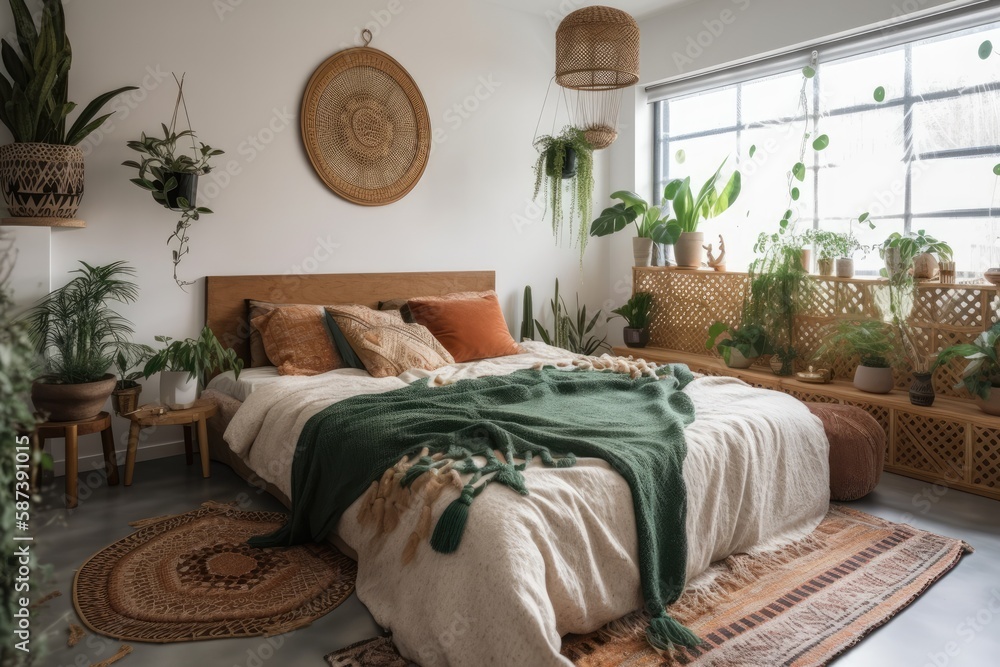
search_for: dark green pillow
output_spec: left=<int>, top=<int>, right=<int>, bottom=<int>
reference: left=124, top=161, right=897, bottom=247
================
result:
left=324, top=309, right=366, bottom=370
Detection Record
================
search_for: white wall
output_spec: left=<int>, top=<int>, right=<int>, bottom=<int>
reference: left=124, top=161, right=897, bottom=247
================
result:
left=2, top=0, right=612, bottom=474
left=603, top=0, right=964, bottom=335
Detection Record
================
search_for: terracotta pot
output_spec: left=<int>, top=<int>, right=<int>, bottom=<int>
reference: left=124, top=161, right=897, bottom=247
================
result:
left=0, top=142, right=85, bottom=218
left=800, top=248, right=812, bottom=273
left=853, top=365, right=893, bottom=394
left=31, top=374, right=115, bottom=422
left=111, top=383, right=143, bottom=416
left=723, top=348, right=757, bottom=369
left=674, top=232, right=704, bottom=269
left=978, top=387, right=1000, bottom=416
left=623, top=327, right=649, bottom=349
left=817, top=257, right=835, bottom=276
left=909, top=372, right=935, bottom=407
left=912, top=253, right=939, bottom=280
left=160, top=371, right=199, bottom=410
left=836, top=258, right=855, bottom=278
left=632, top=237, right=653, bottom=267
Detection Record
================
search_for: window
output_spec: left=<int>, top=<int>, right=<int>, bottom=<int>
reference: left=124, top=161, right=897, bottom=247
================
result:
left=653, top=19, right=1000, bottom=277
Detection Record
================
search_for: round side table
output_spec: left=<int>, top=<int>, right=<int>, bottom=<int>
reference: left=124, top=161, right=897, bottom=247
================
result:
left=125, top=399, right=218, bottom=486
left=34, top=412, right=117, bottom=509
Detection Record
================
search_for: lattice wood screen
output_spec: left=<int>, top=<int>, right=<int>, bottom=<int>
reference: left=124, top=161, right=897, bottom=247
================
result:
left=636, top=268, right=1000, bottom=400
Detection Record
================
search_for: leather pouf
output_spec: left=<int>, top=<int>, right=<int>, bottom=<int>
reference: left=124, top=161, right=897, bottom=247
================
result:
left=806, top=403, right=886, bottom=501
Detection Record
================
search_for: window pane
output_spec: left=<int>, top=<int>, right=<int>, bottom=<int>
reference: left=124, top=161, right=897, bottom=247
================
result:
left=741, top=71, right=805, bottom=124
left=661, top=134, right=737, bottom=187
left=912, top=92, right=1000, bottom=155
left=911, top=25, right=1000, bottom=95
left=820, top=49, right=905, bottom=109
left=817, top=106, right=905, bottom=165
left=910, top=156, right=998, bottom=213
left=817, top=162, right=907, bottom=219
left=666, top=86, right=737, bottom=136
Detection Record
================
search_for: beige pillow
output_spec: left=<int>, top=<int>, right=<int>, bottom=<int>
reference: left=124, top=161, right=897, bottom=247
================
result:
left=251, top=305, right=344, bottom=376
left=325, top=305, right=454, bottom=378
left=248, top=300, right=326, bottom=367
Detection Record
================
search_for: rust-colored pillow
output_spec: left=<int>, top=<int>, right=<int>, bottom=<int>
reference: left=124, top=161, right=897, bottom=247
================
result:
left=251, top=305, right=344, bottom=376
left=325, top=305, right=454, bottom=378
left=407, top=291, right=521, bottom=362
left=247, top=300, right=327, bottom=367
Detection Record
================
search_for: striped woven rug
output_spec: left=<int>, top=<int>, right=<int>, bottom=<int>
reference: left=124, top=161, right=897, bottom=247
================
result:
left=326, top=506, right=971, bottom=667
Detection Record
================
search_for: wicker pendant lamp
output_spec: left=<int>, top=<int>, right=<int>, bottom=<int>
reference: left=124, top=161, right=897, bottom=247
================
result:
left=554, top=5, right=639, bottom=149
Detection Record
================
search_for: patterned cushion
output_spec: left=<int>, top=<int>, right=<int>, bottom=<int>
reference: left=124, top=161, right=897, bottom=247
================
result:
left=806, top=403, right=886, bottom=501
left=247, top=300, right=324, bottom=368
left=251, top=305, right=344, bottom=376
left=325, top=305, right=454, bottom=378
left=407, top=291, right=522, bottom=362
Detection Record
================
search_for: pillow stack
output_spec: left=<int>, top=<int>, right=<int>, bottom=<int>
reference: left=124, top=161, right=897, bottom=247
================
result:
left=245, top=290, right=522, bottom=378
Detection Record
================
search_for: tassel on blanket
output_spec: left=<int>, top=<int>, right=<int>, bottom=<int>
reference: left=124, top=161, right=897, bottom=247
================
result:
left=430, top=484, right=477, bottom=553
left=645, top=610, right=702, bottom=652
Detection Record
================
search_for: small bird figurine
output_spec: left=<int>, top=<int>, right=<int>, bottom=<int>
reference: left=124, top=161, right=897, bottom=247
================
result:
left=704, top=235, right=726, bottom=272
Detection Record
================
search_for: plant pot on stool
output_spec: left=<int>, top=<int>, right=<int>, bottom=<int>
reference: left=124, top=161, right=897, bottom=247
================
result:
left=159, top=372, right=198, bottom=410
left=30, top=374, right=116, bottom=422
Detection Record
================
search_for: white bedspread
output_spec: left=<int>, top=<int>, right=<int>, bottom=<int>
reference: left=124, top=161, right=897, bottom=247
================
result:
left=225, top=342, right=829, bottom=666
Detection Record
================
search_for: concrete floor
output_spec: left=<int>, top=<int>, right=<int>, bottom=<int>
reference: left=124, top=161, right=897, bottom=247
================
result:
left=27, top=457, right=1000, bottom=667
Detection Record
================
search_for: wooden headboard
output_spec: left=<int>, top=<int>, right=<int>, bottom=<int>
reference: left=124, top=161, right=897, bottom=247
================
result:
left=205, top=270, right=496, bottom=363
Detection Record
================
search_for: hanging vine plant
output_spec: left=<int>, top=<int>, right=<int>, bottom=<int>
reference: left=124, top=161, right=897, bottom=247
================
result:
left=532, top=127, right=594, bottom=260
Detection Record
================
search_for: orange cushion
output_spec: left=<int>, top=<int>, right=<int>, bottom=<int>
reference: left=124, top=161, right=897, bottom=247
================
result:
left=251, top=305, right=344, bottom=376
left=407, top=292, right=521, bottom=363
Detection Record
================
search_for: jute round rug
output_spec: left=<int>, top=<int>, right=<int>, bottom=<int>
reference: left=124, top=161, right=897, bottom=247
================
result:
left=74, top=501, right=357, bottom=642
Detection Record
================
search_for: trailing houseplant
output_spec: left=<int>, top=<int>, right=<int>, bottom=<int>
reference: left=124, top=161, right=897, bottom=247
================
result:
left=532, top=127, right=594, bottom=260
left=0, top=0, right=136, bottom=219
left=934, top=321, right=1000, bottom=415
left=609, top=291, right=654, bottom=348
left=589, top=191, right=681, bottom=267
left=662, top=158, right=741, bottom=269
left=813, top=319, right=899, bottom=394
left=746, top=233, right=809, bottom=375
left=880, top=229, right=953, bottom=280
left=142, top=326, right=243, bottom=409
left=123, top=75, right=222, bottom=289
left=705, top=321, right=770, bottom=369
left=25, top=261, right=146, bottom=421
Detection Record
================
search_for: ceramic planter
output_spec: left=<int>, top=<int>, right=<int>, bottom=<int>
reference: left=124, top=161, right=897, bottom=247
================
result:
left=908, top=372, right=935, bottom=407
left=853, top=365, right=893, bottom=394
left=723, top=348, right=757, bottom=369
left=985, top=268, right=1000, bottom=286
left=0, top=142, right=85, bottom=218
left=111, top=383, right=143, bottom=416
left=978, top=386, right=1000, bottom=416
left=159, top=371, right=198, bottom=410
left=884, top=247, right=904, bottom=277
left=623, top=327, right=650, bottom=348
left=912, top=253, right=939, bottom=280
left=161, top=172, right=199, bottom=210
left=800, top=248, right=812, bottom=273
left=817, top=257, right=835, bottom=276
left=633, top=237, right=653, bottom=267
left=835, top=258, right=855, bottom=278
left=544, top=146, right=577, bottom=179
left=674, top=232, right=704, bottom=269
left=31, top=374, right=115, bottom=422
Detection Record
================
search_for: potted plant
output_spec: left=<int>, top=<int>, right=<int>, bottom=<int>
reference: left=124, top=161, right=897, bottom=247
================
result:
left=111, top=345, right=154, bottom=416
left=143, top=326, right=243, bottom=410
left=25, top=262, right=144, bottom=421
left=662, top=158, right=742, bottom=269
left=532, top=127, right=594, bottom=260
left=814, top=320, right=899, bottom=393
left=123, top=75, right=223, bottom=289
left=610, top=292, right=654, bottom=348
left=746, top=233, right=809, bottom=376
left=806, top=230, right=842, bottom=276
left=934, top=321, right=1000, bottom=415
left=0, top=0, right=136, bottom=219
left=880, top=229, right=953, bottom=280
left=705, top=322, right=770, bottom=369
left=589, top=191, right=680, bottom=267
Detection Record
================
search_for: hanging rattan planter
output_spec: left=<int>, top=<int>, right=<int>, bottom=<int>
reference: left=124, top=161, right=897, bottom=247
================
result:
left=301, top=30, right=430, bottom=206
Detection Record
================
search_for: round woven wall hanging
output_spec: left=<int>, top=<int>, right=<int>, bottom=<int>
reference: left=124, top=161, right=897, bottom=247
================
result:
left=301, top=31, right=430, bottom=206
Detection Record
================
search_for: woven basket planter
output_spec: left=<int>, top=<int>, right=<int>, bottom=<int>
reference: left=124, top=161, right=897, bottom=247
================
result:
left=0, top=142, right=85, bottom=218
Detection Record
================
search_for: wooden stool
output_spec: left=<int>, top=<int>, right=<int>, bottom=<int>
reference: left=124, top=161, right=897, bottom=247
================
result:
left=125, top=399, right=218, bottom=486
left=34, top=412, right=118, bottom=509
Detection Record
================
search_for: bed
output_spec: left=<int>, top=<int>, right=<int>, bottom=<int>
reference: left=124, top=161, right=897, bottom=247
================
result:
left=201, top=271, right=831, bottom=667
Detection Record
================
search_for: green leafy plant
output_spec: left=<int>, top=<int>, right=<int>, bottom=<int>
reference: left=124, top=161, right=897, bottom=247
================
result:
left=661, top=157, right=742, bottom=234
left=804, top=229, right=847, bottom=260
left=0, top=237, right=48, bottom=667
left=532, top=127, right=594, bottom=259
left=934, top=321, right=1000, bottom=401
left=142, top=326, right=243, bottom=388
left=813, top=320, right=899, bottom=369
left=609, top=292, right=653, bottom=330
left=122, top=75, right=222, bottom=290
left=879, top=229, right=953, bottom=276
left=520, top=285, right=534, bottom=342
left=530, top=279, right=609, bottom=356
left=113, top=345, right=154, bottom=390
left=589, top=190, right=680, bottom=244
left=745, top=236, right=809, bottom=374
left=0, top=0, right=137, bottom=145
left=705, top=322, right=770, bottom=366
left=25, top=261, right=147, bottom=385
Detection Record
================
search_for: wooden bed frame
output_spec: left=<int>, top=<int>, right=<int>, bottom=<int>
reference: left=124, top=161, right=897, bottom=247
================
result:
left=204, top=270, right=496, bottom=363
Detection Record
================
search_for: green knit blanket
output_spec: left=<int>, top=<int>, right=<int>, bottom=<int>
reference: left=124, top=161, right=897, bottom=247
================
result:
left=251, top=366, right=700, bottom=650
